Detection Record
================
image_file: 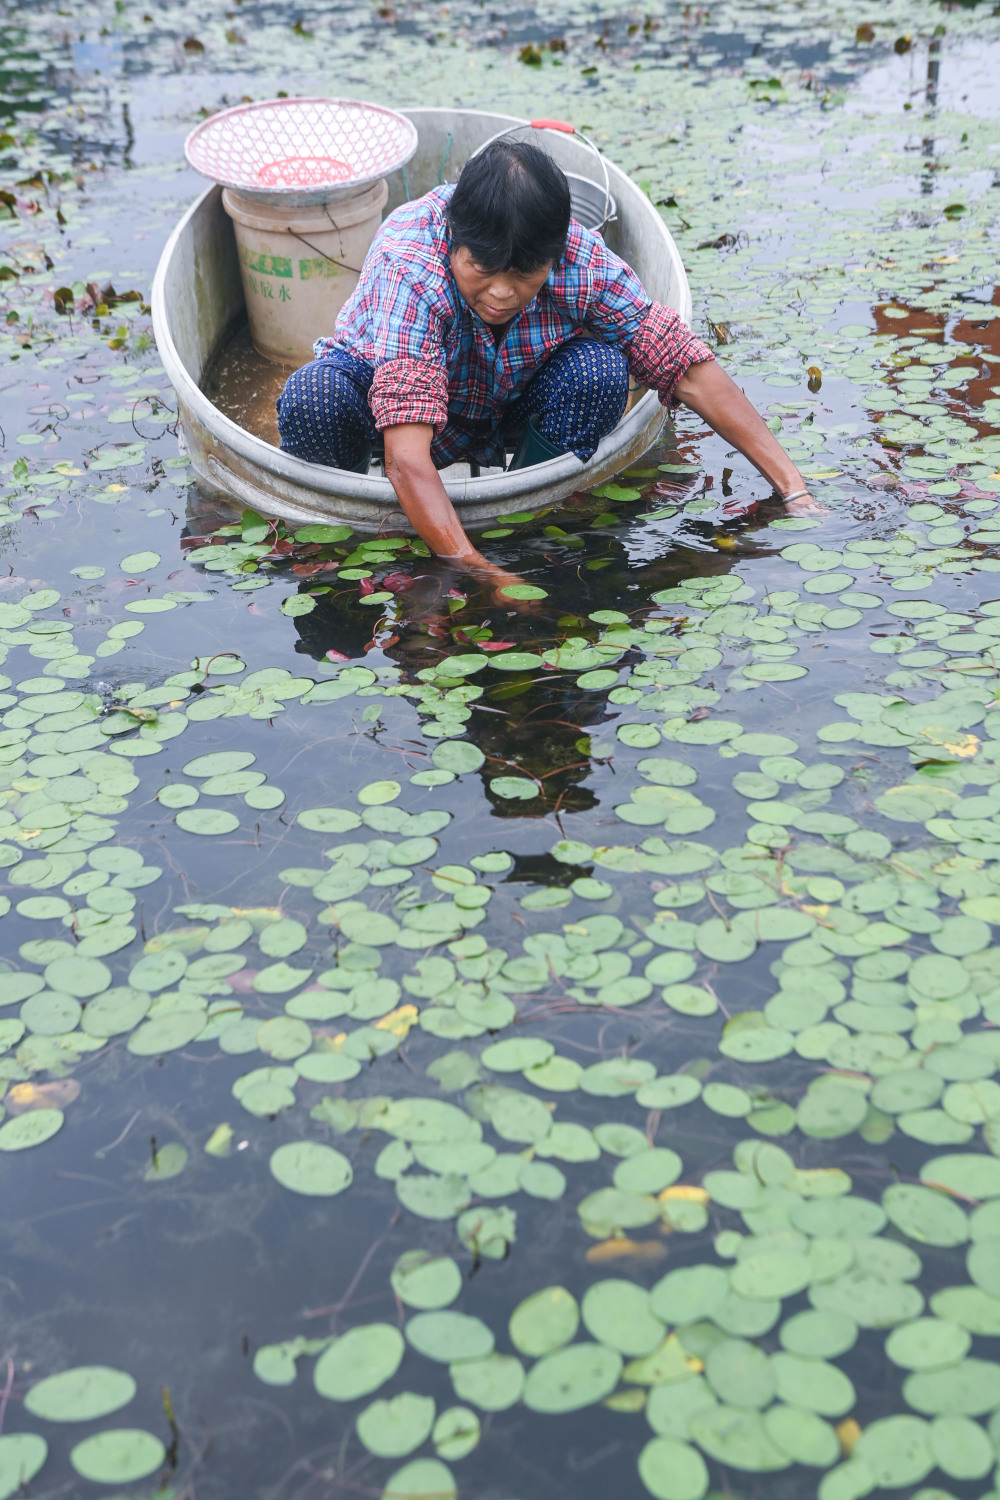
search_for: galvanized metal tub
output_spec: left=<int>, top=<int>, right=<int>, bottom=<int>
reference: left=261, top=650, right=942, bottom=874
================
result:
left=152, top=107, right=692, bottom=534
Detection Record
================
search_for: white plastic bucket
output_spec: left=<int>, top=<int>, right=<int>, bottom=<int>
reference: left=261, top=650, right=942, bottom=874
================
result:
left=222, top=177, right=388, bottom=364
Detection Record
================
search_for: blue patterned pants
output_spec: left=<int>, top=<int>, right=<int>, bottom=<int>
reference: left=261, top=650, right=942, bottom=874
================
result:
left=275, top=338, right=630, bottom=471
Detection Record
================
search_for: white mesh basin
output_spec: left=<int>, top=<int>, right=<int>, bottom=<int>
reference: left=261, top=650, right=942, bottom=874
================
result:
left=184, top=97, right=419, bottom=206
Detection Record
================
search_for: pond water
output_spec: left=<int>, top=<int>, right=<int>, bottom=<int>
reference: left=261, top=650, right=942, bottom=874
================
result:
left=2, top=2, right=1000, bottom=1499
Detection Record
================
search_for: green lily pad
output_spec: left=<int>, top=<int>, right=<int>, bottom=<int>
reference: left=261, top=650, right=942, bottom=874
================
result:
left=637, top=1436, right=710, bottom=1500
left=0, top=1108, right=64, bottom=1151
left=69, top=1429, right=166, bottom=1484
left=356, top=1392, right=436, bottom=1458
left=0, top=1434, right=47, bottom=1500
left=382, top=1458, right=456, bottom=1500
left=885, top=1318, right=971, bottom=1371
left=903, top=1357, right=1000, bottom=1416
left=270, top=1141, right=353, bottom=1196
left=523, top=1343, right=623, bottom=1412
left=581, top=1279, right=666, bottom=1356
left=705, top=1338, right=776, bottom=1409
left=883, top=1184, right=969, bottom=1247
left=854, top=1414, right=933, bottom=1486
left=449, top=1352, right=525, bottom=1410
left=315, top=1324, right=405, bottom=1401
left=183, top=751, right=255, bottom=776
left=490, top=776, right=539, bottom=799
left=176, top=807, right=240, bottom=835
left=406, top=1311, right=494, bottom=1363
left=431, top=740, right=485, bottom=773
left=500, top=584, right=547, bottom=600
left=25, top=1365, right=136, bottom=1422
left=688, top=1405, right=791, bottom=1471
left=764, top=1404, right=841, bottom=1470
left=509, top=1287, right=579, bottom=1358
left=390, top=1252, right=462, bottom=1310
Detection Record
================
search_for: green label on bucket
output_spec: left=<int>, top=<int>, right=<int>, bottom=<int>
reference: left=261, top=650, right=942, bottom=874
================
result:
left=238, top=246, right=292, bottom=278
left=299, top=257, right=342, bottom=281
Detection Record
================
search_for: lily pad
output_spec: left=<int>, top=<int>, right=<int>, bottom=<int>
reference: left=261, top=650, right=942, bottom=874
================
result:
left=0, top=1434, right=47, bottom=1500
left=314, top=1324, right=405, bottom=1401
left=25, top=1365, right=136, bottom=1422
left=270, top=1141, right=353, bottom=1196
left=69, top=1430, right=166, bottom=1484
left=356, top=1393, right=436, bottom=1458
left=509, top=1286, right=579, bottom=1357
left=391, top=1252, right=462, bottom=1310
left=523, top=1343, right=623, bottom=1412
left=638, top=1436, right=710, bottom=1500
left=382, top=1459, right=456, bottom=1500
left=0, top=1108, right=64, bottom=1151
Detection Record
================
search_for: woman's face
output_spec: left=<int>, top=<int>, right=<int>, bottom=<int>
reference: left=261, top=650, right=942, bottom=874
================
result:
left=449, top=246, right=552, bottom=325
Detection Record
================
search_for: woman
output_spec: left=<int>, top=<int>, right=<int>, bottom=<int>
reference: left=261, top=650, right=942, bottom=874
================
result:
left=277, top=138, right=818, bottom=587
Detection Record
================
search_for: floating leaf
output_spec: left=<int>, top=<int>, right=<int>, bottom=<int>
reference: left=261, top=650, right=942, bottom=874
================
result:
left=509, top=1287, right=579, bottom=1357
left=356, top=1393, right=436, bottom=1458
left=69, top=1430, right=166, bottom=1484
left=0, top=1434, right=47, bottom=1500
left=882, top=1184, right=969, bottom=1247
left=25, top=1366, right=136, bottom=1423
left=500, top=584, right=547, bottom=600
left=183, top=751, right=255, bottom=776
left=523, top=1343, right=623, bottom=1413
left=885, top=1318, right=970, bottom=1371
left=490, top=776, right=539, bottom=800
left=390, top=1253, right=462, bottom=1310
left=638, top=1436, right=710, bottom=1500
left=0, top=1108, right=64, bottom=1151
left=119, top=550, right=160, bottom=573
left=405, top=1311, right=494, bottom=1363
left=853, top=1415, right=933, bottom=1487
left=689, top=1406, right=790, bottom=1471
left=582, top=1279, right=665, bottom=1355
left=176, top=807, right=240, bottom=835
left=449, top=1353, right=525, bottom=1411
left=270, top=1141, right=353, bottom=1196
left=382, top=1459, right=456, bottom=1500
left=432, top=1405, right=480, bottom=1461
left=314, top=1325, right=405, bottom=1401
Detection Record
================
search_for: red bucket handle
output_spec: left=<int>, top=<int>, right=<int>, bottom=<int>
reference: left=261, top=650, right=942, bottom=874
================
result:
left=529, top=117, right=576, bottom=134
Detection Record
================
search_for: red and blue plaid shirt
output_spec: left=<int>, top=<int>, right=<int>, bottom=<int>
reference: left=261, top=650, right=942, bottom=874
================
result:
left=315, top=184, right=711, bottom=467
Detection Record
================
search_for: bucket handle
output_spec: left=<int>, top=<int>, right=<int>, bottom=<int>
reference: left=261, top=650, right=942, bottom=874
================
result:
left=470, top=118, right=615, bottom=233
left=286, top=228, right=364, bottom=276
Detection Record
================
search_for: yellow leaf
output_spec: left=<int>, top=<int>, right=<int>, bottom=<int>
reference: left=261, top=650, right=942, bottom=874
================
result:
left=313, top=1032, right=347, bottom=1053
left=659, top=1184, right=709, bottom=1204
left=6, top=1078, right=81, bottom=1113
left=204, top=1123, right=233, bottom=1157
left=374, top=1004, right=419, bottom=1039
left=836, top=1418, right=862, bottom=1455
left=604, top=1389, right=647, bottom=1413
left=585, top=1237, right=667, bottom=1264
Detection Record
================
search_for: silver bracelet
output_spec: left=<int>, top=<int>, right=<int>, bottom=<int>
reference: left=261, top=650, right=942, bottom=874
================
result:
left=779, top=488, right=810, bottom=503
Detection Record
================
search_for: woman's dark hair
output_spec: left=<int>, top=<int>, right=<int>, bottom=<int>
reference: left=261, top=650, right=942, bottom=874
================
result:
left=447, top=138, right=571, bottom=274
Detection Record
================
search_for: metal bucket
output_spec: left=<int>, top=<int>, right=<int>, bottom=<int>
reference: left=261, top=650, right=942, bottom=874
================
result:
left=566, top=172, right=617, bottom=234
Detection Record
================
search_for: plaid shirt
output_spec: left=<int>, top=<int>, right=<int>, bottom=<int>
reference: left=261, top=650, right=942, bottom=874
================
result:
left=316, top=184, right=712, bottom=467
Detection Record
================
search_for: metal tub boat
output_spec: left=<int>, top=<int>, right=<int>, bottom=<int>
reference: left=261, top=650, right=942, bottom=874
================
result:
left=152, top=107, right=692, bottom=534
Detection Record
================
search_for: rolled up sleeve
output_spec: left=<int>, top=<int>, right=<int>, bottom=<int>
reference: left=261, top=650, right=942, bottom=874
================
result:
left=623, top=302, right=714, bottom=406
left=354, top=258, right=449, bottom=432
left=370, top=357, right=448, bottom=430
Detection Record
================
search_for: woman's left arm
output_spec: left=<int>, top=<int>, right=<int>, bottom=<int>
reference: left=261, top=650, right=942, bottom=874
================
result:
left=673, top=358, right=820, bottom=513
